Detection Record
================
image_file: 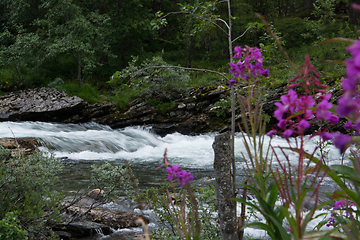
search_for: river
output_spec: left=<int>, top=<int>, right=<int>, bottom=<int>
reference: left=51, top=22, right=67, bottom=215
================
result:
left=0, top=121, right=345, bottom=195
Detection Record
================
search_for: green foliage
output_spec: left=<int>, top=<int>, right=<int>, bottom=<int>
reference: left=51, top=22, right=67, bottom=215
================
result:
left=0, top=147, right=63, bottom=238
left=58, top=82, right=103, bottom=103
left=313, top=0, right=336, bottom=23
left=141, top=184, right=220, bottom=240
left=91, top=161, right=136, bottom=200
left=259, top=22, right=286, bottom=63
left=148, top=99, right=176, bottom=114
left=213, top=98, right=231, bottom=117
left=110, top=56, right=190, bottom=109
left=0, top=212, right=28, bottom=240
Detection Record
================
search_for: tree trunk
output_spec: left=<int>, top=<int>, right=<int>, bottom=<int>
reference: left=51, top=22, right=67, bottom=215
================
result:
left=349, top=0, right=360, bottom=24
left=77, top=54, right=82, bottom=86
left=213, top=132, right=238, bottom=240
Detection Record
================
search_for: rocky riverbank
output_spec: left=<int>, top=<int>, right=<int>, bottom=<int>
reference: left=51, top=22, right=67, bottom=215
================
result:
left=0, top=85, right=290, bottom=136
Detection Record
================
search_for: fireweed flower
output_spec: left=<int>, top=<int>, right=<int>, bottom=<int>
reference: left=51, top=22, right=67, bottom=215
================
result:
left=158, top=149, right=194, bottom=186
left=299, top=119, right=310, bottom=129
left=336, top=40, right=360, bottom=119
left=268, top=55, right=339, bottom=139
left=344, top=121, right=355, bottom=131
left=274, top=89, right=298, bottom=121
left=320, top=131, right=333, bottom=141
left=165, top=164, right=194, bottom=185
left=332, top=133, right=351, bottom=154
left=336, top=93, right=360, bottom=117
left=177, top=170, right=194, bottom=185
left=166, top=165, right=180, bottom=181
left=326, top=200, right=355, bottom=227
left=234, top=46, right=242, bottom=59
left=229, top=45, right=269, bottom=85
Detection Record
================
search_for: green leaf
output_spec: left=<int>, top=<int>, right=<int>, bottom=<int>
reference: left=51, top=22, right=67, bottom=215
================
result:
left=302, top=230, right=347, bottom=239
left=330, top=164, right=356, bottom=176
left=284, top=147, right=359, bottom=203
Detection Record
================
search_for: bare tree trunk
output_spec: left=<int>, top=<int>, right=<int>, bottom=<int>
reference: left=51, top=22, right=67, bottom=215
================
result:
left=227, top=0, right=237, bottom=217
left=213, top=132, right=238, bottom=240
left=77, top=54, right=82, bottom=86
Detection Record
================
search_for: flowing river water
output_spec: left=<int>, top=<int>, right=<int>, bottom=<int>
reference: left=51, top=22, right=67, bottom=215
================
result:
left=0, top=121, right=345, bottom=193
left=0, top=121, right=348, bottom=238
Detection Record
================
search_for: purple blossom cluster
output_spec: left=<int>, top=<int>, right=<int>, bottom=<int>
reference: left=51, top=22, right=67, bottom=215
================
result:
left=229, top=46, right=269, bottom=86
left=326, top=200, right=354, bottom=227
left=166, top=164, right=194, bottom=185
left=157, top=148, right=194, bottom=186
left=330, top=40, right=360, bottom=153
left=267, top=55, right=339, bottom=139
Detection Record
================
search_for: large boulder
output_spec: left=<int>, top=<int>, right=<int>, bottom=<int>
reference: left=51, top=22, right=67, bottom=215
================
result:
left=64, top=205, right=149, bottom=230
left=0, top=87, right=117, bottom=124
left=0, top=87, right=86, bottom=122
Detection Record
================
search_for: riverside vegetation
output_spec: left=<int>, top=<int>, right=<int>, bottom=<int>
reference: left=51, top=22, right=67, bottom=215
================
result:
left=3, top=0, right=360, bottom=239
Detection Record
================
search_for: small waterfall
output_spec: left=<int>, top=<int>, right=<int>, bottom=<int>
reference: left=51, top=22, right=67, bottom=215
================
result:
left=95, top=228, right=104, bottom=237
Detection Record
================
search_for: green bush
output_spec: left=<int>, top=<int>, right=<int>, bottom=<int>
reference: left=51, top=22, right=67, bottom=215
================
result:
left=0, top=212, right=28, bottom=240
left=141, top=184, right=220, bottom=239
left=0, top=147, right=63, bottom=238
left=110, top=56, right=191, bottom=110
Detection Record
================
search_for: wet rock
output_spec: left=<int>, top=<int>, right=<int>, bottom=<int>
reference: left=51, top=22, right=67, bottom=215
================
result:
left=53, top=231, right=72, bottom=240
left=0, top=137, right=42, bottom=156
left=53, top=221, right=111, bottom=238
left=87, top=188, right=104, bottom=201
left=65, top=205, right=149, bottom=230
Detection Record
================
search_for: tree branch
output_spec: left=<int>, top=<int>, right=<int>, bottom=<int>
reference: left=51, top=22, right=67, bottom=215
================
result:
left=160, top=10, right=229, bottom=36
left=232, top=23, right=254, bottom=43
left=161, top=11, right=185, bottom=19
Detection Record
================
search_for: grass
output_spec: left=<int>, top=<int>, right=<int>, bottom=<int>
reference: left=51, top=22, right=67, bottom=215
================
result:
left=57, top=82, right=104, bottom=104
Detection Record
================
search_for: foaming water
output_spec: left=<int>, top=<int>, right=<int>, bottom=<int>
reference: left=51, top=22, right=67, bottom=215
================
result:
left=0, top=121, right=344, bottom=190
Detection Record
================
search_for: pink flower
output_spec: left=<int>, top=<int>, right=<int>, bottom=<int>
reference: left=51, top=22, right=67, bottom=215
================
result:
left=344, top=121, right=355, bottom=131
left=267, top=130, right=277, bottom=138
left=320, top=131, right=333, bottom=141
left=336, top=93, right=359, bottom=117
left=229, top=46, right=269, bottom=85
left=166, top=165, right=180, bottom=181
left=229, top=79, right=238, bottom=87
left=284, top=129, right=293, bottom=138
left=274, top=89, right=298, bottom=120
left=234, top=46, right=242, bottom=59
left=299, top=119, right=310, bottom=129
left=332, top=133, right=351, bottom=154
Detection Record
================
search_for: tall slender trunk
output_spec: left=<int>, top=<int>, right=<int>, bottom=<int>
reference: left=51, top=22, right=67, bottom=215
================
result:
left=228, top=2, right=239, bottom=239
left=227, top=0, right=236, bottom=200
left=77, top=54, right=82, bottom=86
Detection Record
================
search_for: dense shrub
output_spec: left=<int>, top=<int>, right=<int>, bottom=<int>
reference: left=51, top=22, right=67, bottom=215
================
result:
left=0, top=147, right=63, bottom=238
left=109, top=56, right=191, bottom=110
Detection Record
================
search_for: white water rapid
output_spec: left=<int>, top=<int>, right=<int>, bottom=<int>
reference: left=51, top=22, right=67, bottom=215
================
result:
left=0, top=121, right=344, bottom=191
left=0, top=121, right=346, bottom=238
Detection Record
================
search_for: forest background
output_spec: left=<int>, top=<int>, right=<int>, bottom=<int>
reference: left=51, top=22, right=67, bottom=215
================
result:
left=1, top=0, right=360, bottom=111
